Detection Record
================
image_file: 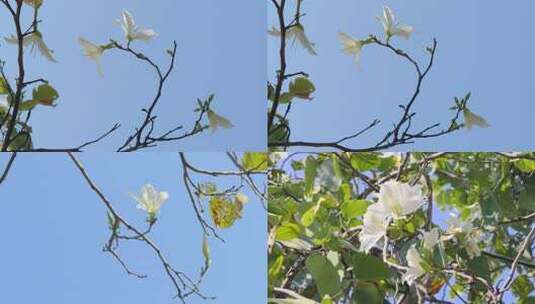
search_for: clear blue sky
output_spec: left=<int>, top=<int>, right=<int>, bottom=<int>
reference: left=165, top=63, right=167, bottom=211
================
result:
left=268, top=1, right=534, bottom=151
left=0, top=153, right=266, bottom=303
left=0, top=0, right=266, bottom=151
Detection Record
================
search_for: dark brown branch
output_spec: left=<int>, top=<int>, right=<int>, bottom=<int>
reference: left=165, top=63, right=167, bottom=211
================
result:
left=0, top=152, right=17, bottom=184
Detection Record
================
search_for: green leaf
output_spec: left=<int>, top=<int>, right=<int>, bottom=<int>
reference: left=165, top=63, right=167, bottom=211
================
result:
left=304, top=156, right=318, bottom=194
left=350, top=153, right=380, bottom=171
left=18, top=99, right=40, bottom=111
left=289, top=77, right=315, bottom=100
left=268, top=255, right=284, bottom=281
left=242, top=152, right=269, bottom=171
left=515, top=159, right=535, bottom=173
left=340, top=200, right=369, bottom=220
left=512, top=275, right=534, bottom=301
left=0, top=77, right=8, bottom=94
left=209, top=197, right=240, bottom=229
left=32, top=83, right=59, bottom=106
left=305, top=253, right=341, bottom=299
left=352, top=281, right=383, bottom=304
left=269, top=123, right=290, bottom=144
left=352, top=252, right=391, bottom=281
left=468, top=255, right=490, bottom=281
left=107, top=211, right=118, bottom=231
left=301, top=202, right=320, bottom=227
left=321, top=295, right=334, bottom=304
left=202, top=234, right=211, bottom=268
left=7, top=131, right=32, bottom=151
left=276, top=222, right=301, bottom=241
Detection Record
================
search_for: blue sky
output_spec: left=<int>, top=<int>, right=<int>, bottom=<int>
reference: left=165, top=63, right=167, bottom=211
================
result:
left=268, top=0, right=535, bottom=151
left=0, top=153, right=266, bottom=303
left=0, top=0, right=266, bottom=151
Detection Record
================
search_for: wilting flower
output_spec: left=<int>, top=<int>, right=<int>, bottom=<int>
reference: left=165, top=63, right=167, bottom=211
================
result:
left=463, top=108, right=490, bottom=130
left=377, top=181, right=424, bottom=219
left=207, top=109, right=234, bottom=133
left=131, top=184, right=169, bottom=218
left=78, top=37, right=105, bottom=75
left=422, top=228, right=440, bottom=250
left=5, top=31, right=55, bottom=62
left=118, top=10, right=158, bottom=43
left=269, top=24, right=317, bottom=56
left=359, top=203, right=388, bottom=253
left=377, top=6, right=413, bottom=40
left=338, top=32, right=365, bottom=65
left=234, top=193, right=249, bottom=213
left=403, top=245, right=425, bottom=285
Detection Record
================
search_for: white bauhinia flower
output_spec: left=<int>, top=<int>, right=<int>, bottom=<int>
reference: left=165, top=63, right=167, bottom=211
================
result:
left=359, top=203, right=388, bottom=253
left=463, top=108, right=490, bottom=130
left=445, top=212, right=483, bottom=258
left=377, top=181, right=424, bottom=219
left=359, top=181, right=423, bottom=252
left=131, top=184, right=169, bottom=216
left=78, top=37, right=105, bottom=76
left=207, top=109, right=234, bottom=133
left=465, top=236, right=481, bottom=259
left=377, top=6, right=413, bottom=40
left=403, top=245, right=425, bottom=285
left=118, top=10, right=158, bottom=43
left=422, top=228, right=440, bottom=250
left=5, top=32, right=56, bottom=62
left=446, top=214, right=474, bottom=235
left=269, top=152, right=288, bottom=163
left=338, top=32, right=365, bottom=65
left=268, top=24, right=317, bottom=56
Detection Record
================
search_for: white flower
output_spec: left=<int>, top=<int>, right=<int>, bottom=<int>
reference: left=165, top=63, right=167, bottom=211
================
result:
left=445, top=212, right=483, bottom=259
left=207, top=109, right=234, bottom=133
left=359, top=181, right=423, bottom=252
left=446, top=214, right=474, bottom=235
left=131, top=184, right=169, bottom=215
left=269, top=24, right=317, bottom=56
left=465, top=237, right=481, bottom=259
left=422, top=228, right=439, bottom=250
left=5, top=32, right=56, bottom=62
left=269, top=152, right=288, bottom=163
left=377, top=6, right=413, bottom=40
left=118, top=10, right=158, bottom=43
left=403, top=245, right=425, bottom=285
left=377, top=181, right=424, bottom=219
left=359, top=203, right=388, bottom=253
left=338, top=32, right=364, bottom=65
left=78, top=37, right=105, bottom=76
left=463, top=108, right=490, bottom=130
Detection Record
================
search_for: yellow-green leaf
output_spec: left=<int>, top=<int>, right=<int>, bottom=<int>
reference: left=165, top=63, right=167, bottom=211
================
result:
left=209, top=197, right=240, bottom=229
left=242, top=152, right=269, bottom=171
left=289, top=77, right=315, bottom=100
left=32, top=83, right=59, bottom=106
